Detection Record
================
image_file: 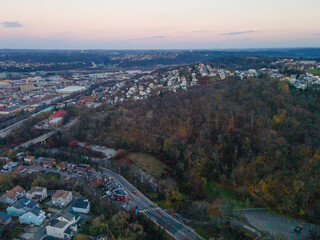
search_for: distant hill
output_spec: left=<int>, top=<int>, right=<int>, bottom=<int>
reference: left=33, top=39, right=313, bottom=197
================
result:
left=0, top=49, right=319, bottom=71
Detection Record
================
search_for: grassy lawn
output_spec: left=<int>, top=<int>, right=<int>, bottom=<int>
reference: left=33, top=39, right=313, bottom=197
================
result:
left=128, top=153, right=166, bottom=178
left=209, top=76, right=219, bottom=82
left=307, top=69, right=320, bottom=76
left=73, top=234, right=91, bottom=240
left=205, top=181, right=253, bottom=209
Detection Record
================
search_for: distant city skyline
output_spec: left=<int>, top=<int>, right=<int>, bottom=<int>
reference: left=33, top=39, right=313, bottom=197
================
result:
left=1, top=0, right=320, bottom=49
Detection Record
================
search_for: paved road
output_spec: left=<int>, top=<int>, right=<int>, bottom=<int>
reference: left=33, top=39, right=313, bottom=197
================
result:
left=103, top=168, right=203, bottom=240
left=0, top=118, right=29, bottom=138
left=26, top=163, right=203, bottom=239
left=0, top=104, right=54, bottom=133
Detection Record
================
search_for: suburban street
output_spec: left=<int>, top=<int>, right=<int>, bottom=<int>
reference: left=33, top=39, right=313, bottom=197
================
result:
left=103, top=168, right=204, bottom=240
left=24, top=164, right=203, bottom=240
left=0, top=118, right=28, bottom=138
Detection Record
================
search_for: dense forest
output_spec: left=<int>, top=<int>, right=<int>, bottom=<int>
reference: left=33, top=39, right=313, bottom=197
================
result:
left=73, top=78, right=320, bottom=223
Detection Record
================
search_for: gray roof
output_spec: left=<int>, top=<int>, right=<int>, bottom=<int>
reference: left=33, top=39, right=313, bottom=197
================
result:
left=29, top=206, right=42, bottom=217
left=12, top=197, right=38, bottom=210
left=73, top=198, right=89, bottom=209
left=50, top=218, right=68, bottom=228
left=28, top=186, right=46, bottom=194
left=64, top=227, right=73, bottom=235
left=0, top=212, right=11, bottom=222
left=58, top=212, right=74, bottom=222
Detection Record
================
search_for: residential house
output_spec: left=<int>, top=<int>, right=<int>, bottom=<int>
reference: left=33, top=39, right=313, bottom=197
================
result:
left=6, top=197, right=38, bottom=216
left=76, top=164, right=90, bottom=174
left=26, top=186, right=47, bottom=202
left=33, top=157, right=45, bottom=166
left=19, top=206, right=46, bottom=226
left=86, top=169, right=103, bottom=187
left=0, top=186, right=25, bottom=204
left=0, top=212, right=11, bottom=226
left=92, top=178, right=103, bottom=187
left=2, top=161, right=23, bottom=173
left=14, top=164, right=24, bottom=174
left=72, top=198, right=90, bottom=214
left=49, top=110, right=67, bottom=120
left=24, top=156, right=35, bottom=165
left=42, top=158, right=56, bottom=168
left=57, top=162, right=68, bottom=171
left=52, top=190, right=73, bottom=208
left=49, top=117, right=63, bottom=127
left=113, top=188, right=129, bottom=202
left=2, top=161, right=19, bottom=171
left=80, top=95, right=96, bottom=103
left=46, top=212, right=78, bottom=239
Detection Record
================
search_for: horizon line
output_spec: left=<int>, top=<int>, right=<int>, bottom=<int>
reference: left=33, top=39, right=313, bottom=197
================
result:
left=1, top=47, right=320, bottom=51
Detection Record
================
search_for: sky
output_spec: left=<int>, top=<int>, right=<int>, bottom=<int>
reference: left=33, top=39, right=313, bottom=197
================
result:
left=0, top=0, right=320, bottom=49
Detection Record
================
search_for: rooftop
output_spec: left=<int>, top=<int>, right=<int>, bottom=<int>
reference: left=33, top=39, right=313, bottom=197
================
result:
left=73, top=198, right=90, bottom=209
left=0, top=211, right=10, bottom=222
left=28, top=186, right=46, bottom=194
left=4, top=185, right=25, bottom=200
left=58, top=211, right=75, bottom=222
left=52, top=190, right=71, bottom=199
left=57, top=86, right=86, bottom=93
left=50, top=218, right=68, bottom=229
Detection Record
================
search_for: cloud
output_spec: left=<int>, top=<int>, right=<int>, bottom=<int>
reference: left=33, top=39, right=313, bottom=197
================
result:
left=222, top=30, right=258, bottom=35
left=192, top=30, right=206, bottom=33
left=1, top=21, right=23, bottom=28
left=148, top=35, right=168, bottom=39
left=133, top=35, right=169, bottom=40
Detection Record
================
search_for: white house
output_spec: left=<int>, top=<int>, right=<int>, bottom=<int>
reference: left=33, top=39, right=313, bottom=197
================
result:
left=46, top=212, right=78, bottom=239
left=72, top=198, right=90, bottom=214
left=26, top=186, right=47, bottom=202
left=52, top=190, right=73, bottom=208
left=0, top=186, right=25, bottom=204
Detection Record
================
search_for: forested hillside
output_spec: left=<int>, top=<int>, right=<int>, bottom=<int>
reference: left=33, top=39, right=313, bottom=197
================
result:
left=74, top=79, right=320, bottom=222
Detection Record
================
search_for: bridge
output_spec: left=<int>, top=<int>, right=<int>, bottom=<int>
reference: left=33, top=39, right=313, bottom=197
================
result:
left=14, top=118, right=78, bottom=151
left=14, top=131, right=56, bottom=150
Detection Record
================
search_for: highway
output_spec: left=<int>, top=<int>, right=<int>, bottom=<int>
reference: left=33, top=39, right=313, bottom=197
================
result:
left=0, top=118, right=29, bottom=138
left=103, top=168, right=204, bottom=240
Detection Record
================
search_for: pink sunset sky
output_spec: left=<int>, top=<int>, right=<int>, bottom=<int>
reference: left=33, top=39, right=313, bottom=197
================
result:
left=1, top=0, right=320, bottom=49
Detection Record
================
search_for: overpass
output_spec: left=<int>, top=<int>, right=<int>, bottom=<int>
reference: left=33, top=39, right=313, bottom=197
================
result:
left=14, top=118, right=78, bottom=151
left=14, top=131, right=56, bottom=150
